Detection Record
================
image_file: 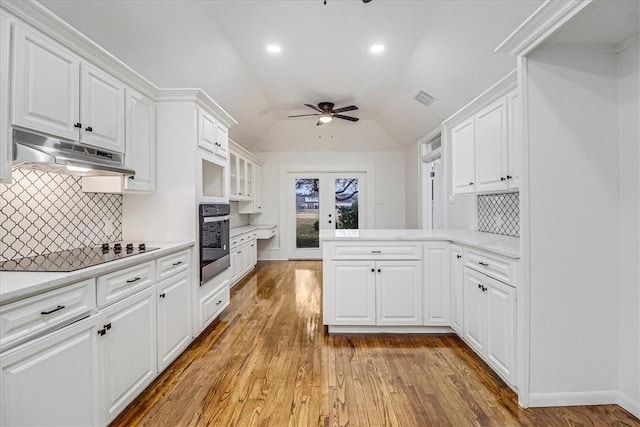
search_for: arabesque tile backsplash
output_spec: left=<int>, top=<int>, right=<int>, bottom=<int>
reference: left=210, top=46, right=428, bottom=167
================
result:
left=0, top=169, right=122, bottom=261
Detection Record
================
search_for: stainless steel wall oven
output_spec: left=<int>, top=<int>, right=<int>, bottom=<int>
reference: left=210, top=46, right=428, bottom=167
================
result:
left=198, top=204, right=230, bottom=284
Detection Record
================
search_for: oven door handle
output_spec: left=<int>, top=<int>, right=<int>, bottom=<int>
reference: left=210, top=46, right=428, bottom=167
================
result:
left=203, top=215, right=230, bottom=222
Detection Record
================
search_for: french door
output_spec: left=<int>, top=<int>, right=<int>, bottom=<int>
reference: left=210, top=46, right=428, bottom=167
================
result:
left=289, top=172, right=366, bottom=259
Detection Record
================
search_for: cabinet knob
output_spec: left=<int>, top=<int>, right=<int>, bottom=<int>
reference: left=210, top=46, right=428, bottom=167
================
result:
left=98, top=328, right=106, bottom=336
left=469, top=181, right=474, bottom=186
left=216, top=300, right=223, bottom=305
left=74, top=122, right=82, bottom=128
left=40, top=305, right=65, bottom=315
left=85, top=126, right=93, bottom=132
left=478, top=262, right=489, bottom=267
left=159, top=293, right=166, bottom=299
left=128, top=175, right=134, bottom=180
left=104, top=323, right=112, bottom=331
left=328, top=220, right=332, bottom=224
left=506, top=175, right=513, bottom=180
left=377, top=268, right=381, bottom=273
left=500, top=177, right=506, bottom=181
left=456, top=255, right=462, bottom=259
left=478, top=284, right=482, bottom=289
left=371, top=268, right=375, bottom=272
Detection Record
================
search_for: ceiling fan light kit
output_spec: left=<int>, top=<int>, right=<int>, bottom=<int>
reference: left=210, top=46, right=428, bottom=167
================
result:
left=288, top=102, right=360, bottom=126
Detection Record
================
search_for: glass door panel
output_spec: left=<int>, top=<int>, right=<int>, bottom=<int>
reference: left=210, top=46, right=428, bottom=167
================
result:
left=334, top=178, right=359, bottom=229
left=295, top=178, right=320, bottom=249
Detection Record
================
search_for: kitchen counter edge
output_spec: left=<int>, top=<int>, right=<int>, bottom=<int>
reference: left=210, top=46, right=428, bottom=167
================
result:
left=0, top=241, right=195, bottom=305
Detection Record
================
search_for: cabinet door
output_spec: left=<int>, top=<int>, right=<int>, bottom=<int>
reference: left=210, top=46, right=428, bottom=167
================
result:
left=0, top=13, right=12, bottom=183
left=376, top=260, right=422, bottom=326
left=198, top=107, right=216, bottom=152
left=507, top=90, right=521, bottom=189
left=157, top=270, right=192, bottom=372
left=248, top=240, right=257, bottom=268
left=229, top=152, right=239, bottom=197
left=100, top=288, right=156, bottom=423
left=463, top=268, right=486, bottom=354
left=327, top=261, right=376, bottom=325
left=124, top=87, right=155, bottom=192
left=475, top=98, right=508, bottom=192
left=450, top=245, right=464, bottom=334
left=485, top=276, right=516, bottom=384
left=451, top=118, right=475, bottom=194
left=0, top=315, right=103, bottom=427
left=80, top=63, right=125, bottom=152
left=215, top=122, right=229, bottom=158
left=230, top=247, right=240, bottom=285
left=423, top=243, right=450, bottom=326
left=12, top=24, right=80, bottom=141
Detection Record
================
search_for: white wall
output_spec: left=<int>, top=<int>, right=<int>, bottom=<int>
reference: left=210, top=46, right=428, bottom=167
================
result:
left=526, top=48, right=622, bottom=402
left=404, top=142, right=420, bottom=229
left=616, top=40, right=640, bottom=413
left=254, top=150, right=406, bottom=260
left=446, top=193, right=477, bottom=229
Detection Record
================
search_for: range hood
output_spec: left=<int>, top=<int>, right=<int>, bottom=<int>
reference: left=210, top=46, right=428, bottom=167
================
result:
left=12, top=129, right=135, bottom=177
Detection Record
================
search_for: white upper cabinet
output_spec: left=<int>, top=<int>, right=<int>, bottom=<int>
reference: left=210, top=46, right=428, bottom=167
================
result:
left=507, top=90, right=521, bottom=189
left=475, top=97, right=508, bottom=192
left=12, top=23, right=127, bottom=153
left=80, top=63, right=125, bottom=152
left=215, top=121, right=229, bottom=159
left=12, top=23, right=80, bottom=141
left=124, top=87, right=155, bottom=192
left=451, top=117, right=476, bottom=194
left=0, top=13, right=12, bottom=183
left=197, top=107, right=217, bottom=152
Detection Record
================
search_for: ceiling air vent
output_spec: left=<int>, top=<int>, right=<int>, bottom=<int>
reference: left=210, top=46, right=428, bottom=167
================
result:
left=415, top=90, right=436, bottom=107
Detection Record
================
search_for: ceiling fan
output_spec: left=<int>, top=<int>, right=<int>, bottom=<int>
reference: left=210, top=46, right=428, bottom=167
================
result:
left=288, top=102, right=359, bottom=126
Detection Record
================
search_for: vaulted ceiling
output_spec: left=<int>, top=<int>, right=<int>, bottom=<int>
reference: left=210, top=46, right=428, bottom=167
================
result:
left=39, top=0, right=543, bottom=152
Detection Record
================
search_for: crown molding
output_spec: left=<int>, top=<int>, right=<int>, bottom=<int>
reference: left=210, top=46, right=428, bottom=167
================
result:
left=229, top=139, right=262, bottom=165
left=1, top=0, right=159, bottom=98
left=495, top=0, right=593, bottom=56
left=156, top=89, right=238, bottom=127
left=441, top=69, right=517, bottom=128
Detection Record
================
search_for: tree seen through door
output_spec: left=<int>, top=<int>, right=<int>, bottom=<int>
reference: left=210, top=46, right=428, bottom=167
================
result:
left=295, top=178, right=359, bottom=248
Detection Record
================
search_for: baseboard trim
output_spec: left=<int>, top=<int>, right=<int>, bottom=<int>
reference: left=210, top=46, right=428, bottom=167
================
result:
left=328, top=325, right=454, bottom=334
left=529, top=390, right=640, bottom=419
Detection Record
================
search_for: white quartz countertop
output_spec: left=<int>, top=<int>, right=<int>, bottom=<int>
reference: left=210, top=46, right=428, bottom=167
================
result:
left=319, top=229, right=519, bottom=259
left=0, top=241, right=194, bottom=304
left=231, top=224, right=277, bottom=237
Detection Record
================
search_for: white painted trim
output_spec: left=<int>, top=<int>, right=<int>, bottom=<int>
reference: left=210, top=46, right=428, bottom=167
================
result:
left=517, top=55, right=531, bottom=409
left=495, top=0, right=593, bottom=56
left=441, top=70, right=517, bottom=127
left=617, top=34, right=640, bottom=54
left=1, top=0, right=158, bottom=98
left=537, top=43, right=619, bottom=54
left=529, top=390, right=620, bottom=407
left=156, top=89, right=237, bottom=127
left=615, top=392, right=640, bottom=420
left=328, top=325, right=453, bottom=334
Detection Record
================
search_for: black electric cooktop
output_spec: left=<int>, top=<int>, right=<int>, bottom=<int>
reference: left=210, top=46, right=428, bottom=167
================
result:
left=0, top=243, right=159, bottom=272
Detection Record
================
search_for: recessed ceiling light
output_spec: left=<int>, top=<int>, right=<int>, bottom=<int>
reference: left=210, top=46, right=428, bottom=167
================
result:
left=369, top=44, right=385, bottom=53
left=266, top=44, right=282, bottom=53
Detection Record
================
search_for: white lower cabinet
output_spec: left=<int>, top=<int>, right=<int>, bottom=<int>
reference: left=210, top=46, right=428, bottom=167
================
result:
left=463, top=266, right=516, bottom=385
left=198, top=280, right=230, bottom=331
left=99, top=286, right=156, bottom=424
left=157, top=270, right=192, bottom=373
left=229, top=231, right=258, bottom=287
left=0, top=314, right=104, bottom=427
left=450, top=244, right=464, bottom=334
left=326, top=259, right=422, bottom=326
left=422, top=243, right=450, bottom=326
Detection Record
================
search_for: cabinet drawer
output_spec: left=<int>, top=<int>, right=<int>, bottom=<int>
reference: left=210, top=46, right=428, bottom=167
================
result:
left=231, top=232, right=254, bottom=249
left=97, top=261, right=155, bottom=307
left=156, top=249, right=190, bottom=282
left=465, top=249, right=516, bottom=285
left=199, top=281, right=230, bottom=330
left=330, top=243, right=422, bottom=260
left=0, top=279, right=96, bottom=352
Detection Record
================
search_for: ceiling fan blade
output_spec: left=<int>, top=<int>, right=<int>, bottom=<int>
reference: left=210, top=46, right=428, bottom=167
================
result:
left=304, top=103, right=322, bottom=113
left=332, top=105, right=358, bottom=114
left=334, top=114, right=359, bottom=122
left=288, top=113, right=320, bottom=118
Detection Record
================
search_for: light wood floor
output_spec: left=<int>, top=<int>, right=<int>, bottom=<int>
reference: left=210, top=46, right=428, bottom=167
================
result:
left=111, top=261, right=639, bottom=426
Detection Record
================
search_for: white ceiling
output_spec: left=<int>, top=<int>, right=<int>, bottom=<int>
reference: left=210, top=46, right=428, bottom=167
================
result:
left=38, top=0, right=543, bottom=152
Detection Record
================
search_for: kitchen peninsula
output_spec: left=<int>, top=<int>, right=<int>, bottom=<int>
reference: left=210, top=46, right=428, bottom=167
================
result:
left=321, top=228, right=520, bottom=389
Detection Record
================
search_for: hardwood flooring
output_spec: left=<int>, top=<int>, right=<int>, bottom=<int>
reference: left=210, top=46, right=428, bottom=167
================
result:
left=111, top=261, right=639, bottom=426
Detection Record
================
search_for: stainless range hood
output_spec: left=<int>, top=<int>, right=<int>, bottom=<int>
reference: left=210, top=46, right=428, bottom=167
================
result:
left=12, top=129, right=135, bottom=177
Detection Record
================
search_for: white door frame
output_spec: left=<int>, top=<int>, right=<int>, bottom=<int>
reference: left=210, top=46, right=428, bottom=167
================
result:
left=281, top=165, right=375, bottom=260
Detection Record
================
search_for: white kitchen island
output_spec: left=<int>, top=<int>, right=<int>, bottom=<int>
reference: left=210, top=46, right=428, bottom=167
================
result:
left=320, top=228, right=520, bottom=390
